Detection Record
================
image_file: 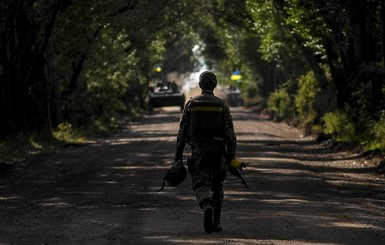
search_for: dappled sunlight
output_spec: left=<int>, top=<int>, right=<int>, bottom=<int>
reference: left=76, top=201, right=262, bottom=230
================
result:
left=145, top=236, right=339, bottom=245
left=105, top=135, right=175, bottom=144
left=225, top=190, right=259, bottom=196
left=60, top=191, right=104, bottom=195
left=0, top=195, right=21, bottom=201
left=1, top=109, right=385, bottom=244
left=87, top=180, right=118, bottom=184
left=2, top=0, right=385, bottom=242
left=39, top=198, right=74, bottom=208
left=148, top=236, right=221, bottom=244
left=109, top=165, right=169, bottom=170
left=331, top=221, right=384, bottom=230
left=139, top=207, right=157, bottom=211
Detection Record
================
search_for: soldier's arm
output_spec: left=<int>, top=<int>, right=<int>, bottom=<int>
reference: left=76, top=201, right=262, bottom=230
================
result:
left=222, top=104, right=236, bottom=159
left=174, top=101, right=190, bottom=161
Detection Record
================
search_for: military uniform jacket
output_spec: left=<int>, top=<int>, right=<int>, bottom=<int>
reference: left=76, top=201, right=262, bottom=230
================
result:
left=175, top=91, right=236, bottom=161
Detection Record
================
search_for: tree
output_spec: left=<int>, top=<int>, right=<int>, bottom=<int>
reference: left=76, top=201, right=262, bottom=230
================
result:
left=0, top=0, right=207, bottom=137
left=0, top=0, right=71, bottom=137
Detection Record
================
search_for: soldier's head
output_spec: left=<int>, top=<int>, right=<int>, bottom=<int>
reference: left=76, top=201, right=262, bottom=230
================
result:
left=199, top=71, right=217, bottom=91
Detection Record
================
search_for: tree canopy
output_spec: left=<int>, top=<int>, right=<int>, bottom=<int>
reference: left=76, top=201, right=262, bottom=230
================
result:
left=1, top=0, right=385, bottom=150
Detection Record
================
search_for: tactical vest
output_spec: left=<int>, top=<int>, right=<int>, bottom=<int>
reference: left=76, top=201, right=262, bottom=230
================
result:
left=188, top=99, right=224, bottom=142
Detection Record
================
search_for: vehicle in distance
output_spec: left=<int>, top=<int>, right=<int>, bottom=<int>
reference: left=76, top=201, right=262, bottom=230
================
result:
left=223, top=85, right=244, bottom=107
left=147, top=81, right=185, bottom=111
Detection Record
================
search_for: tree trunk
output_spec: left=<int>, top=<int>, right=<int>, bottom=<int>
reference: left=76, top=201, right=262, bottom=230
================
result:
left=378, top=1, right=385, bottom=114
left=0, top=1, right=70, bottom=137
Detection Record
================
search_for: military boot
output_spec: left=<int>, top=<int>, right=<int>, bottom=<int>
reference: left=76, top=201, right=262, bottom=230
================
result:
left=201, top=201, right=214, bottom=233
left=213, top=207, right=222, bottom=232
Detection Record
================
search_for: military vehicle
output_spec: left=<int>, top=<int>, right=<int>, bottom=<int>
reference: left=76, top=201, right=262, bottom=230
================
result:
left=147, top=81, right=185, bottom=111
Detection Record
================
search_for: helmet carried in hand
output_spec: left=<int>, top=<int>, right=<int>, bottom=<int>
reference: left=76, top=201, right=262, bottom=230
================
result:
left=157, top=160, right=187, bottom=192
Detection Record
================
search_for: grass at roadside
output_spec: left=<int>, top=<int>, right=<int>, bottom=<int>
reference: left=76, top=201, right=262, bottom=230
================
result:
left=0, top=123, right=87, bottom=164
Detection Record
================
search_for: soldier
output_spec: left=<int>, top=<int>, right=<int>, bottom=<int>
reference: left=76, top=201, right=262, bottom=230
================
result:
left=174, top=71, right=237, bottom=233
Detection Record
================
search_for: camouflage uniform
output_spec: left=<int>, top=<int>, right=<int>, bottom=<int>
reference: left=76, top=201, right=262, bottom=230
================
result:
left=174, top=71, right=236, bottom=232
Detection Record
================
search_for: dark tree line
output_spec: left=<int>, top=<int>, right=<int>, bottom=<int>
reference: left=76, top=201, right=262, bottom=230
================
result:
left=1, top=1, right=70, bottom=136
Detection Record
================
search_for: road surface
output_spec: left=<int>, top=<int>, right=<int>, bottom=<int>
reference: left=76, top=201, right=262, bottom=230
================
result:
left=1, top=107, right=384, bottom=244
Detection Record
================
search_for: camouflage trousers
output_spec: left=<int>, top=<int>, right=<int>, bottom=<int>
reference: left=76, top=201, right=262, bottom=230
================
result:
left=187, top=143, right=226, bottom=209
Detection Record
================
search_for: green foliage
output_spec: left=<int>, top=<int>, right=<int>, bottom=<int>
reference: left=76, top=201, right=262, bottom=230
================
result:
left=367, top=114, right=385, bottom=151
left=246, top=0, right=309, bottom=77
left=163, top=34, right=201, bottom=74
left=267, top=87, right=292, bottom=119
left=0, top=135, right=31, bottom=163
left=295, top=71, right=318, bottom=124
left=242, top=82, right=263, bottom=107
left=0, top=133, right=57, bottom=163
left=284, top=0, right=327, bottom=56
left=56, top=0, right=202, bottom=131
left=245, top=82, right=258, bottom=99
left=294, top=69, right=338, bottom=135
left=53, top=122, right=86, bottom=144
left=3, top=0, right=385, bottom=156
left=0, top=123, right=87, bottom=163
left=322, top=111, right=355, bottom=142
left=246, top=1, right=278, bottom=60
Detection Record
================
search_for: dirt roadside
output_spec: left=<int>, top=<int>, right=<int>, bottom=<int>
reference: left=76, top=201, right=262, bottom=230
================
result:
left=0, top=106, right=384, bottom=245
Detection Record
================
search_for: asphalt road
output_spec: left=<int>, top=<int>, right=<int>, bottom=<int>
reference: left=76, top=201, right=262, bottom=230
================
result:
left=1, top=107, right=384, bottom=244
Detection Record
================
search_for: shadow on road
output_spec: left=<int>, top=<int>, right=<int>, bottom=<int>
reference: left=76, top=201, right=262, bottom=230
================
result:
left=0, top=108, right=384, bottom=244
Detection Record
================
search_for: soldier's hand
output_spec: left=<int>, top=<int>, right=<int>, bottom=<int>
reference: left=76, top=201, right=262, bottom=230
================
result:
left=174, top=158, right=182, bottom=163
